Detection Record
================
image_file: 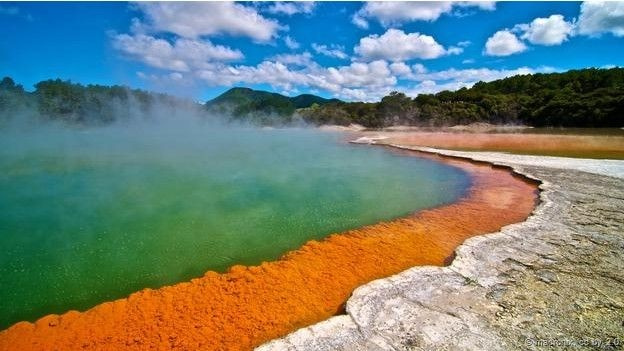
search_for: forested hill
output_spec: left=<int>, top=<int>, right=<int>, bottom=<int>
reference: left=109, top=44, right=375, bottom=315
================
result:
left=205, top=87, right=341, bottom=124
left=300, top=68, right=624, bottom=128
left=1, top=67, right=623, bottom=128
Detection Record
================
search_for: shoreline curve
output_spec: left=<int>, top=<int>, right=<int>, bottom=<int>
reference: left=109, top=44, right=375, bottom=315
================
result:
left=258, top=144, right=624, bottom=351
left=0, top=144, right=539, bottom=351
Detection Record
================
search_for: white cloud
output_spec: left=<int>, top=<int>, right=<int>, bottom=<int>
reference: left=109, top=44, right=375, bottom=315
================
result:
left=412, top=63, right=428, bottom=74
left=466, top=2, right=497, bottom=11
left=113, top=34, right=243, bottom=72
left=134, top=2, right=281, bottom=41
left=353, top=1, right=496, bottom=27
left=406, top=80, right=473, bottom=95
left=517, top=14, right=574, bottom=45
left=115, top=1, right=576, bottom=102
left=311, top=60, right=397, bottom=92
left=354, top=29, right=454, bottom=61
left=266, top=2, right=316, bottom=16
left=483, top=13, right=574, bottom=57
left=193, top=57, right=553, bottom=100
left=408, top=66, right=539, bottom=82
left=140, top=58, right=554, bottom=101
left=284, top=36, right=300, bottom=49
left=311, top=43, right=348, bottom=59
left=198, top=61, right=308, bottom=91
left=462, top=59, right=475, bottom=64
left=352, top=13, right=369, bottom=29
left=269, top=52, right=315, bottom=67
left=447, top=46, right=464, bottom=55
left=484, top=30, right=527, bottom=56
left=577, top=1, right=624, bottom=37
left=389, top=62, right=412, bottom=77
left=193, top=59, right=397, bottom=101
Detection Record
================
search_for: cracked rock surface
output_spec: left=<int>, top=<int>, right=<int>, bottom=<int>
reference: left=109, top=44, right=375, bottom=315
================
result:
left=257, top=147, right=624, bottom=351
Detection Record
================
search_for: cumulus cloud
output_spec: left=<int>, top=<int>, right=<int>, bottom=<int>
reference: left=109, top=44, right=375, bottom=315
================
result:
left=311, top=43, right=348, bottom=59
left=352, top=1, right=496, bottom=28
left=190, top=59, right=397, bottom=101
left=389, top=62, right=412, bottom=77
left=136, top=56, right=554, bottom=101
left=113, top=34, right=243, bottom=72
left=113, top=1, right=573, bottom=101
left=196, top=62, right=298, bottom=91
left=319, top=60, right=396, bottom=91
left=269, top=52, right=315, bottom=67
left=265, top=2, right=316, bottom=16
left=412, top=63, right=428, bottom=74
left=517, top=14, right=574, bottom=45
left=354, top=29, right=455, bottom=61
left=484, top=30, right=527, bottom=56
left=577, top=1, right=624, bottom=37
left=133, top=2, right=281, bottom=41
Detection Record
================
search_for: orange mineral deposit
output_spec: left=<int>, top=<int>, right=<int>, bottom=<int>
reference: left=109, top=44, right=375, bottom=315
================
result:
left=0, top=148, right=538, bottom=351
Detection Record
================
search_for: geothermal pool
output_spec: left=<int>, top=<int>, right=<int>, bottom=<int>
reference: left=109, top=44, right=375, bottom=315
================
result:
left=0, top=125, right=470, bottom=329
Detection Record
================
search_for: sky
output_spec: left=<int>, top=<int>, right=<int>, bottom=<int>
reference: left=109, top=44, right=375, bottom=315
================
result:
left=1, top=1, right=623, bottom=102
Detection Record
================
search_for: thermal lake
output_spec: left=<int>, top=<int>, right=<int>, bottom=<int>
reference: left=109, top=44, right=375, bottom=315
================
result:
left=0, top=124, right=470, bottom=329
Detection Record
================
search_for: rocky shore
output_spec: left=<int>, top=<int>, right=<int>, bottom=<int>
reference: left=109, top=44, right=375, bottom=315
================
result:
left=258, top=146, right=624, bottom=351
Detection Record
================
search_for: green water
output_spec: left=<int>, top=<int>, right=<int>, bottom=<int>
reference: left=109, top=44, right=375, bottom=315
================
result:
left=0, top=125, right=470, bottom=329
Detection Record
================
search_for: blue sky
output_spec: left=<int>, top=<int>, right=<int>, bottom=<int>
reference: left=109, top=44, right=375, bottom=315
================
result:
left=1, top=1, right=623, bottom=101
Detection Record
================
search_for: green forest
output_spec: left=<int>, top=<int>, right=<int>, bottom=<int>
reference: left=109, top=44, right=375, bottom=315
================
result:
left=0, top=77, right=199, bottom=125
left=205, top=87, right=341, bottom=125
left=1, top=67, right=623, bottom=128
left=298, top=68, right=624, bottom=128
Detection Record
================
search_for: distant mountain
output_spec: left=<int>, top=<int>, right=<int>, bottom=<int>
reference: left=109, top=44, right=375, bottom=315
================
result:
left=205, top=87, right=341, bottom=124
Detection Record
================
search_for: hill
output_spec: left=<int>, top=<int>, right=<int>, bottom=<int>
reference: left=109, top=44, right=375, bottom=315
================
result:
left=205, top=87, right=341, bottom=124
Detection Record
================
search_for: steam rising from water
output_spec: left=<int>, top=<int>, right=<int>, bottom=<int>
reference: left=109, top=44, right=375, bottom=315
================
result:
left=0, top=113, right=470, bottom=329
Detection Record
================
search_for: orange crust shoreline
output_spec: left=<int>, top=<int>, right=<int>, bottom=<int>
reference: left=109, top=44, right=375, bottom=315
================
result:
left=0, top=146, right=539, bottom=351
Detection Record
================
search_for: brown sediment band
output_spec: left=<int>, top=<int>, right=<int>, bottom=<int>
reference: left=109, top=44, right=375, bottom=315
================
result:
left=377, top=131, right=624, bottom=159
left=0, top=146, right=539, bottom=351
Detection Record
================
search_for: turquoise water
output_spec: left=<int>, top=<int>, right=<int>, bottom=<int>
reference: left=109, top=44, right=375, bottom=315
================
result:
left=0, top=124, right=470, bottom=329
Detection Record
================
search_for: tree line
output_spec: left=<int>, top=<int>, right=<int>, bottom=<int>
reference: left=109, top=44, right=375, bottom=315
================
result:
left=2, top=67, right=622, bottom=128
left=0, top=77, right=199, bottom=125
left=298, top=68, right=624, bottom=128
